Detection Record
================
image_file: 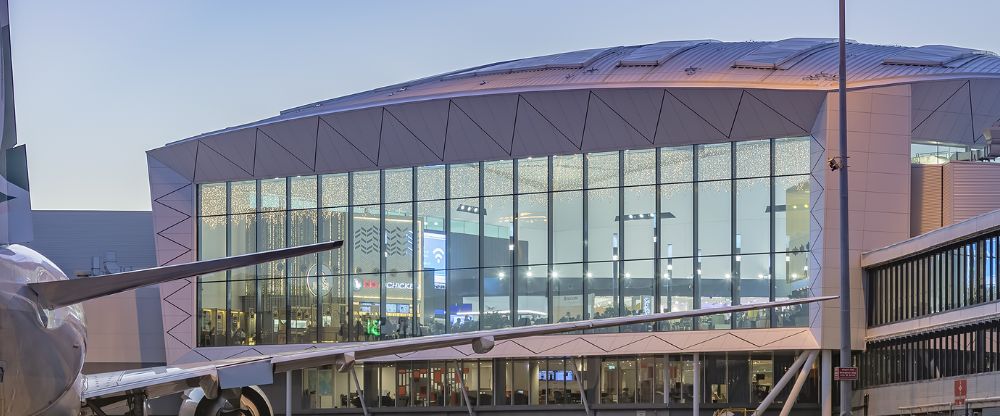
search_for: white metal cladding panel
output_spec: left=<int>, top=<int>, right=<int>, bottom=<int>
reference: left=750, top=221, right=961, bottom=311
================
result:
left=945, top=161, right=1000, bottom=224
left=910, top=164, right=943, bottom=236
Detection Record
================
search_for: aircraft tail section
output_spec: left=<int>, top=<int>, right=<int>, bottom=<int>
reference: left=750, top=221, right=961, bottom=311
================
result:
left=0, top=0, right=31, bottom=244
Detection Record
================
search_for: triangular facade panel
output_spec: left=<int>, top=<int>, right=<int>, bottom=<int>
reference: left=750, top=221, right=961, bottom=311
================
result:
left=511, top=95, right=582, bottom=157
left=583, top=91, right=653, bottom=152
left=451, top=94, right=518, bottom=153
left=744, top=89, right=825, bottom=134
left=147, top=140, right=199, bottom=181
left=253, top=129, right=315, bottom=178
left=912, top=81, right=973, bottom=144
left=730, top=90, right=809, bottom=140
left=911, top=79, right=967, bottom=128
left=378, top=110, right=441, bottom=168
left=592, top=88, right=664, bottom=140
left=520, top=90, right=589, bottom=148
left=540, top=337, right=614, bottom=356
left=444, top=100, right=510, bottom=163
left=655, top=90, right=729, bottom=145
left=668, top=88, right=742, bottom=137
left=200, top=128, right=256, bottom=175
left=970, top=79, right=1000, bottom=142
left=320, top=107, right=383, bottom=164
left=386, top=99, right=449, bottom=159
left=258, top=117, right=319, bottom=171
left=195, top=141, right=252, bottom=182
left=315, top=119, right=378, bottom=173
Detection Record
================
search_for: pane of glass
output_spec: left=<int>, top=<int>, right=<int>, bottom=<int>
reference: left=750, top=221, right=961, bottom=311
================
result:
left=230, top=279, right=255, bottom=345
left=736, top=178, right=771, bottom=255
left=622, top=260, right=654, bottom=332
left=417, top=165, right=446, bottom=201
left=199, top=216, right=227, bottom=282
left=257, top=211, right=286, bottom=280
left=479, top=360, right=494, bottom=405
left=601, top=359, right=618, bottom=403
left=516, top=193, right=548, bottom=265
left=552, top=191, right=583, bottom=263
left=586, top=262, right=617, bottom=322
left=735, top=254, right=771, bottom=329
left=750, top=354, right=774, bottom=404
left=704, top=354, right=728, bottom=403
left=699, top=256, right=732, bottom=330
left=385, top=203, right=413, bottom=272
left=385, top=168, right=413, bottom=203
left=697, top=143, right=731, bottom=181
left=352, top=171, right=380, bottom=206
left=512, top=360, right=530, bottom=405
left=288, top=209, right=318, bottom=277
left=199, top=183, right=227, bottom=216
left=552, top=154, right=583, bottom=191
left=774, top=136, right=811, bottom=176
left=351, top=273, right=381, bottom=341
left=775, top=252, right=810, bottom=327
left=552, top=263, right=583, bottom=323
left=623, top=186, right=655, bottom=260
left=774, top=175, right=810, bottom=252
left=587, top=151, right=620, bottom=189
left=483, top=196, right=514, bottom=268
left=416, top=201, right=446, bottom=336
left=482, top=267, right=512, bottom=329
left=229, top=215, right=255, bottom=281
left=661, top=183, right=694, bottom=258
left=637, top=356, right=655, bottom=404
left=668, top=355, right=695, bottom=403
left=198, top=282, right=227, bottom=346
left=484, top=160, right=514, bottom=196
left=517, top=157, right=548, bottom=194
left=259, top=278, right=286, bottom=344
left=619, top=358, right=636, bottom=404
left=623, top=148, right=656, bottom=186
left=587, top=188, right=619, bottom=262
left=288, top=277, right=317, bottom=344
left=260, top=178, right=287, bottom=212
left=735, top=140, right=771, bottom=178
left=448, top=268, right=479, bottom=333
left=384, top=271, right=413, bottom=338
left=660, top=146, right=693, bottom=183
left=352, top=205, right=381, bottom=274
left=450, top=198, right=480, bottom=269
left=516, top=265, right=548, bottom=325
left=319, top=207, right=349, bottom=276
left=320, top=173, right=349, bottom=207
left=660, top=257, right=694, bottom=331
left=230, top=180, right=257, bottom=214
left=320, top=275, right=348, bottom=343
left=290, top=176, right=318, bottom=209
left=450, top=163, right=480, bottom=198
left=697, top=180, right=732, bottom=256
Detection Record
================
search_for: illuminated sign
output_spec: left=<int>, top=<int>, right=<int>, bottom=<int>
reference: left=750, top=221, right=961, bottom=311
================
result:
left=385, top=281, right=414, bottom=290
left=423, top=231, right=447, bottom=289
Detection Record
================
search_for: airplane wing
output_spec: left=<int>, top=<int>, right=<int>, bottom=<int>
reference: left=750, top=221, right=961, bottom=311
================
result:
left=28, top=241, right=343, bottom=309
left=80, top=295, right=836, bottom=405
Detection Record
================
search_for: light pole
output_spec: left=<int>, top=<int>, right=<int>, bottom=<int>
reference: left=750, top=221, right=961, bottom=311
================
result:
left=837, top=0, right=853, bottom=415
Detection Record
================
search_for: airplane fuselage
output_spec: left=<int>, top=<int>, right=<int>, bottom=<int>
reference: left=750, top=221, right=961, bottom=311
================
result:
left=0, top=244, right=87, bottom=416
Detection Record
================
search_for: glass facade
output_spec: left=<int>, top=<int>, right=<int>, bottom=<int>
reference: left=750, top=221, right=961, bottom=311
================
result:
left=860, top=318, right=1000, bottom=387
left=195, top=138, right=813, bottom=347
left=293, top=352, right=814, bottom=411
left=867, top=230, right=999, bottom=327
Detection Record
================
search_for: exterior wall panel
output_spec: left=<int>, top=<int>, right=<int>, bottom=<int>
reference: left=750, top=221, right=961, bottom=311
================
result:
left=910, top=164, right=943, bottom=236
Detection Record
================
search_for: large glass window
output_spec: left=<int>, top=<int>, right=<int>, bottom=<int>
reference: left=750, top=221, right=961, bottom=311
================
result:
left=196, top=137, right=814, bottom=346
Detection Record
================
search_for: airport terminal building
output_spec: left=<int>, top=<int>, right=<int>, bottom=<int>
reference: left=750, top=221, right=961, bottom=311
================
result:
left=146, top=39, right=1000, bottom=414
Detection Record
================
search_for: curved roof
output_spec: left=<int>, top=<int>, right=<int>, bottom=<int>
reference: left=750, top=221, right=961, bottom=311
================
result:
left=273, top=38, right=1000, bottom=120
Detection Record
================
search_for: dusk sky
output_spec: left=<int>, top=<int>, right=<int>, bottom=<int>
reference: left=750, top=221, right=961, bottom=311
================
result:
left=11, top=1, right=1000, bottom=210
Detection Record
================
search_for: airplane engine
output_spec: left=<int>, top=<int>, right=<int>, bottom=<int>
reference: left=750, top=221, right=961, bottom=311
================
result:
left=178, top=386, right=273, bottom=416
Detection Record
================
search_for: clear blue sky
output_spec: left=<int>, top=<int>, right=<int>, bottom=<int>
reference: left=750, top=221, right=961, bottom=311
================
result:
left=11, top=0, right=1000, bottom=210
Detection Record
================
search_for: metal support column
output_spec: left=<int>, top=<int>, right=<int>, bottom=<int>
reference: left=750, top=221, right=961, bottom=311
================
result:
left=752, top=350, right=812, bottom=416
left=780, top=351, right=819, bottom=416
left=572, top=357, right=593, bottom=416
left=837, top=0, right=854, bottom=414
left=457, top=365, right=475, bottom=416
left=693, top=352, right=701, bottom=416
left=351, top=365, right=370, bottom=416
left=285, top=371, right=292, bottom=416
left=823, top=349, right=833, bottom=416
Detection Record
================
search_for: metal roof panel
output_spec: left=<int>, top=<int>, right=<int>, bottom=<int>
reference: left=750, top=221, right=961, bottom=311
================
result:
left=732, top=38, right=841, bottom=70
left=618, top=40, right=718, bottom=66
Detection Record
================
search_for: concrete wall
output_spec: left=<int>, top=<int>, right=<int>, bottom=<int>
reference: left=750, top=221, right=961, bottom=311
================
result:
left=25, top=210, right=165, bottom=372
left=863, top=371, right=1000, bottom=415
left=810, top=85, right=913, bottom=350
